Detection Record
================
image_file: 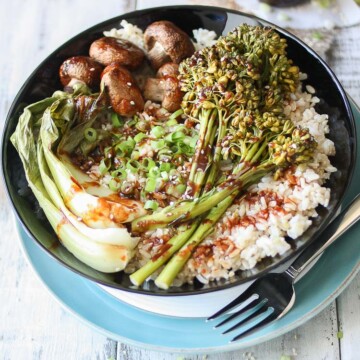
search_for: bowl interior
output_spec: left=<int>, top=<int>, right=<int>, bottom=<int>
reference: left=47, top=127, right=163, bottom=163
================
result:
left=1, top=5, right=356, bottom=295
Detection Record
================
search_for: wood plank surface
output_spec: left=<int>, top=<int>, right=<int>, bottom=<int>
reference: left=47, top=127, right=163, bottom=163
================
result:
left=0, top=1, right=359, bottom=359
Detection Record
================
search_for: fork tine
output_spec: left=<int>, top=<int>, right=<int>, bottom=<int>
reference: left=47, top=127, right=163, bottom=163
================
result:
left=214, top=297, right=264, bottom=328
left=206, top=284, right=256, bottom=321
left=222, top=302, right=269, bottom=334
left=230, top=311, right=278, bottom=342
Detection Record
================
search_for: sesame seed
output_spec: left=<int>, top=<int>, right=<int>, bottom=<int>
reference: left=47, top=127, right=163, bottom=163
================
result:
left=130, top=101, right=135, bottom=105
left=127, top=82, right=132, bottom=86
left=89, top=67, right=95, bottom=71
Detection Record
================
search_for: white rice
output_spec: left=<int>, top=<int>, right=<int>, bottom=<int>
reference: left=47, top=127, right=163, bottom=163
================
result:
left=102, top=21, right=337, bottom=286
left=104, top=20, right=218, bottom=51
left=104, top=20, right=146, bottom=50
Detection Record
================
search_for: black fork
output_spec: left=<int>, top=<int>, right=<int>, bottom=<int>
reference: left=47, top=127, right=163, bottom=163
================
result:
left=207, top=194, right=360, bottom=342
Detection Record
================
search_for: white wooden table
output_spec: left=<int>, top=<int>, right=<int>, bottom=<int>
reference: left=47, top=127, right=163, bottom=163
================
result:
left=0, top=1, right=359, bottom=359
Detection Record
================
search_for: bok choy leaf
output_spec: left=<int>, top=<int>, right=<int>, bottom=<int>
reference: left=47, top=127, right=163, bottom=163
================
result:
left=40, top=99, right=146, bottom=229
left=10, top=90, right=141, bottom=273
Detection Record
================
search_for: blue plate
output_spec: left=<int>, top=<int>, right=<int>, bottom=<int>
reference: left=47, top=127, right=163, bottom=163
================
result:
left=16, top=99, right=360, bottom=353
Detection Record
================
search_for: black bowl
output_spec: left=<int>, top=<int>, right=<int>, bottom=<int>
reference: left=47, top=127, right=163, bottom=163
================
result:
left=1, top=5, right=356, bottom=296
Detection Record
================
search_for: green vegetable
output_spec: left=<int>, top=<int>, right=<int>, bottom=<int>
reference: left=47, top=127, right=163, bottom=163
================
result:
left=129, top=222, right=199, bottom=286
left=10, top=94, right=139, bottom=272
left=111, top=112, right=123, bottom=127
left=134, top=132, right=147, bottom=143
left=155, top=194, right=237, bottom=289
left=84, top=127, right=97, bottom=142
left=144, top=200, right=159, bottom=211
left=151, top=125, right=165, bottom=138
left=131, top=25, right=316, bottom=287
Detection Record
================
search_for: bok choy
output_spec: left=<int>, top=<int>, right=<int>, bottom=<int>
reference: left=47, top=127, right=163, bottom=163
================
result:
left=11, top=87, right=143, bottom=273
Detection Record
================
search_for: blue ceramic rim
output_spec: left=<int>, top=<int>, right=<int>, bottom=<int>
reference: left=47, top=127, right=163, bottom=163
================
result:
left=16, top=217, right=360, bottom=354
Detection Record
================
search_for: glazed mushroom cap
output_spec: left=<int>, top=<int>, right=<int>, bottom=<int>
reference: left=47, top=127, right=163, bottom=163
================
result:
left=143, top=76, right=183, bottom=113
left=101, top=63, right=144, bottom=117
left=59, top=56, right=103, bottom=88
left=89, top=37, right=145, bottom=70
left=156, top=62, right=179, bottom=78
left=144, top=21, right=195, bottom=70
left=161, top=77, right=183, bottom=112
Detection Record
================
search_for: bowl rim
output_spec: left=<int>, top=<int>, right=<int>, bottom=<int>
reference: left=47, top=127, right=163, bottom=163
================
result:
left=1, top=4, right=357, bottom=296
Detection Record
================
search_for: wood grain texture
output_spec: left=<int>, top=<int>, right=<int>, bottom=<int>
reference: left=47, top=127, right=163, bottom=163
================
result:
left=0, top=0, right=359, bottom=359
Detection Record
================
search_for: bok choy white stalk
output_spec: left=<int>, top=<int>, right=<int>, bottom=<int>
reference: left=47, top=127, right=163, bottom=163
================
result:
left=40, top=100, right=146, bottom=229
left=10, top=89, right=141, bottom=273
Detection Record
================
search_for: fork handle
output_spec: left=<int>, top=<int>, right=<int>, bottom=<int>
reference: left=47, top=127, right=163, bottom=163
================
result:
left=286, top=193, right=360, bottom=281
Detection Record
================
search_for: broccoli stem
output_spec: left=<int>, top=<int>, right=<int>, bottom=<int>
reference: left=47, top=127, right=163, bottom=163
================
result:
left=129, top=221, right=200, bottom=286
left=187, top=108, right=218, bottom=197
left=132, top=163, right=273, bottom=233
left=154, top=191, right=238, bottom=290
left=153, top=165, right=271, bottom=289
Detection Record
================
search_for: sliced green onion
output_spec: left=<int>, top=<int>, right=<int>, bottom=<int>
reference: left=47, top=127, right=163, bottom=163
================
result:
left=170, top=145, right=179, bottom=153
left=111, top=113, right=123, bottom=128
left=127, top=137, right=136, bottom=148
left=109, top=178, right=122, bottom=191
left=151, top=126, right=165, bottom=139
left=135, top=119, right=149, bottom=132
left=159, top=162, right=171, bottom=172
left=126, top=160, right=141, bottom=173
left=166, top=118, right=178, bottom=127
left=165, top=184, right=176, bottom=196
left=148, top=166, right=160, bottom=178
left=104, top=146, right=113, bottom=158
left=176, top=184, right=186, bottom=195
left=140, top=189, right=147, bottom=203
left=144, top=200, right=159, bottom=211
left=115, top=140, right=135, bottom=157
left=155, top=177, right=165, bottom=191
left=98, top=158, right=111, bottom=175
left=189, top=137, right=198, bottom=148
left=111, top=168, right=127, bottom=179
left=158, top=154, right=172, bottom=162
left=173, top=154, right=184, bottom=166
left=177, top=142, right=190, bottom=154
left=151, top=139, right=166, bottom=150
left=169, top=108, right=183, bottom=120
left=131, top=150, right=140, bottom=160
left=145, top=178, right=157, bottom=192
left=142, top=158, right=156, bottom=170
left=134, top=132, right=147, bottom=143
left=173, top=124, right=186, bottom=132
left=127, top=116, right=138, bottom=127
left=84, top=127, right=97, bottom=142
left=171, top=131, right=186, bottom=142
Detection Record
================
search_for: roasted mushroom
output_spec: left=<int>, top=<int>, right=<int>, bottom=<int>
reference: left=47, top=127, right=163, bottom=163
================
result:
left=59, top=56, right=103, bottom=88
left=101, top=63, right=144, bottom=117
left=89, top=37, right=145, bottom=70
left=156, top=62, right=179, bottom=78
left=144, top=21, right=195, bottom=70
left=143, top=64, right=183, bottom=112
